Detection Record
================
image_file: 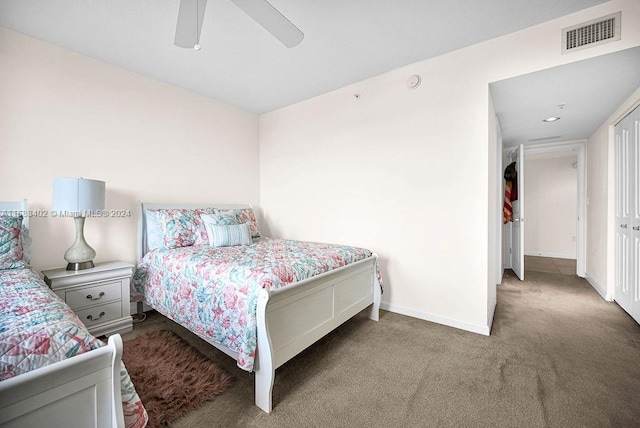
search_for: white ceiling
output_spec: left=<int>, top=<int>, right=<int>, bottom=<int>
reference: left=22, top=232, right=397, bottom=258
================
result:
left=0, top=0, right=609, bottom=115
left=491, top=46, right=640, bottom=148
left=3, top=0, right=637, bottom=147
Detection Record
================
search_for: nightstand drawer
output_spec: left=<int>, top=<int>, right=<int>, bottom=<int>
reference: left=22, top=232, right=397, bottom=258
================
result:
left=65, top=281, right=122, bottom=310
left=75, top=301, right=123, bottom=329
left=42, top=261, right=134, bottom=337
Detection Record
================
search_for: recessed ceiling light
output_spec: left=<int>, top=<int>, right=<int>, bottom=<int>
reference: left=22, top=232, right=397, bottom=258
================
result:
left=543, top=116, right=561, bottom=122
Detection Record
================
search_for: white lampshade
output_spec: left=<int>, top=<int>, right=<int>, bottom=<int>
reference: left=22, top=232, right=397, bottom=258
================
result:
left=53, top=177, right=105, bottom=215
left=52, top=177, right=105, bottom=270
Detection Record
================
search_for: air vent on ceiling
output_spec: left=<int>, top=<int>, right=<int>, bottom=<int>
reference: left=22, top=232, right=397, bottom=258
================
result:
left=528, top=136, right=563, bottom=143
left=562, top=12, right=621, bottom=54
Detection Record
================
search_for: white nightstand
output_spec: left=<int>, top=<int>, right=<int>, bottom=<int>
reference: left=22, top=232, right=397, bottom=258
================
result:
left=43, top=261, right=134, bottom=337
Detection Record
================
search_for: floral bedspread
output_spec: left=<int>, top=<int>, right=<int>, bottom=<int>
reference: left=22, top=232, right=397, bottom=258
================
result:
left=132, top=238, right=379, bottom=371
left=0, top=268, right=148, bottom=428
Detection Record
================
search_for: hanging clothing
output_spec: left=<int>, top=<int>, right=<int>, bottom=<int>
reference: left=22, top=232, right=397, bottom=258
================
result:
left=503, top=181, right=513, bottom=224
left=504, top=162, right=518, bottom=201
left=503, top=161, right=518, bottom=224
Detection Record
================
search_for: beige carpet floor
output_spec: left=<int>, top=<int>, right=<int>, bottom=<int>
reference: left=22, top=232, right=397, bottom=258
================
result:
left=123, top=270, right=640, bottom=427
left=524, top=256, right=577, bottom=276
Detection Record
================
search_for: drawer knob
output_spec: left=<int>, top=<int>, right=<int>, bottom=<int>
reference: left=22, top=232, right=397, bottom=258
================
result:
left=86, top=292, right=105, bottom=301
left=87, top=311, right=106, bottom=321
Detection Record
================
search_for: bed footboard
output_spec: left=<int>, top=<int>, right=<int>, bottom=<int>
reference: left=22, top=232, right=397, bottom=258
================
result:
left=254, top=255, right=381, bottom=412
left=0, top=335, right=125, bottom=428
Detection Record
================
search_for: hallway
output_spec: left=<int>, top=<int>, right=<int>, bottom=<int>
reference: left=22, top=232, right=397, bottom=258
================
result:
left=496, top=267, right=640, bottom=426
left=524, top=255, right=576, bottom=276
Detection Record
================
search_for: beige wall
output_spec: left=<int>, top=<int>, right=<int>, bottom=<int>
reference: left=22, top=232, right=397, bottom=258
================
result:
left=260, top=0, right=640, bottom=334
left=2, top=0, right=639, bottom=334
left=0, top=28, right=260, bottom=272
left=487, top=93, right=501, bottom=327
left=524, top=153, right=578, bottom=259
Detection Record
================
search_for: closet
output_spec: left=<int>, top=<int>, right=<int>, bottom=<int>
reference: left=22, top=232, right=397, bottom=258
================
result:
left=614, top=104, right=640, bottom=324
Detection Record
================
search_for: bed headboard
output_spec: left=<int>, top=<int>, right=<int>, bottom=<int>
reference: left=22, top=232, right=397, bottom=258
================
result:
left=0, top=199, right=31, bottom=263
left=136, top=202, right=252, bottom=264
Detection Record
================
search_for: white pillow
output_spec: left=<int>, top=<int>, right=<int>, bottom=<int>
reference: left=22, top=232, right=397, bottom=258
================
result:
left=145, top=210, right=165, bottom=250
left=204, top=221, right=252, bottom=247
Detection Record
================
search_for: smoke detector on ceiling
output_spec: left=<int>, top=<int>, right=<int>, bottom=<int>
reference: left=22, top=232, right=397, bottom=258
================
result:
left=407, top=75, right=421, bottom=90
left=561, top=12, right=621, bottom=54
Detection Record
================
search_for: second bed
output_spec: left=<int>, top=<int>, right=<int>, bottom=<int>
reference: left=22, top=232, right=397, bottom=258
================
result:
left=132, top=202, right=382, bottom=412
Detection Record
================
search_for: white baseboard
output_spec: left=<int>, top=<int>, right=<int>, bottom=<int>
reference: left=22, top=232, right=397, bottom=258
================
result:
left=487, top=299, right=496, bottom=333
left=585, top=273, right=613, bottom=301
left=524, top=251, right=576, bottom=260
left=380, top=302, right=490, bottom=336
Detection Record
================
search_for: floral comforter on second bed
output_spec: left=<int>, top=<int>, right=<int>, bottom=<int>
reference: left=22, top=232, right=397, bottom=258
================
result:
left=0, top=267, right=148, bottom=428
left=133, top=238, right=379, bottom=371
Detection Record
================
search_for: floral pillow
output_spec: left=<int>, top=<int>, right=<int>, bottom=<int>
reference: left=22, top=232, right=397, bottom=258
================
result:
left=151, top=206, right=260, bottom=249
left=0, top=216, right=27, bottom=270
left=214, top=207, right=261, bottom=239
left=152, top=208, right=215, bottom=249
left=201, top=211, right=238, bottom=226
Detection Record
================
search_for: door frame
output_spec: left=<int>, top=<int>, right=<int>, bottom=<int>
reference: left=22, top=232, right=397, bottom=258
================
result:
left=522, top=140, right=586, bottom=277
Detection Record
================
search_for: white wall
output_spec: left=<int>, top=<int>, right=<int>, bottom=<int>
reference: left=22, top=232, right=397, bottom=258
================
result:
left=586, top=86, right=640, bottom=299
left=524, top=152, right=578, bottom=259
left=0, top=28, right=260, bottom=272
left=487, top=94, right=501, bottom=327
left=3, top=1, right=639, bottom=334
left=260, top=0, right=640, bottom=335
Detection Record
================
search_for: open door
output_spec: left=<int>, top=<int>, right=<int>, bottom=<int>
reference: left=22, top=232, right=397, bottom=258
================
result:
left=511, top=144, right=525, bottom=280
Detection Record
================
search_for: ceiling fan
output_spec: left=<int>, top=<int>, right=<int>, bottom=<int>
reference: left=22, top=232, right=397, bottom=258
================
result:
left=174, top=0, right=304, bottom=50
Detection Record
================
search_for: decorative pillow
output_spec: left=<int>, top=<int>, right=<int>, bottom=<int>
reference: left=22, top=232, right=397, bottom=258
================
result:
left=145, top=210, right=165, bottom=251
left=204, top=222, right=252, bottom=247
left=200, top=212, right=238, bottom=226
left=214, top=208, right=261, bottom=239
left=150, top=206, right=259, bottom=249
left=150, top=208, right=218, bottom=249
left=192, top=208, right=217, bottom=246
left=0, top=216, right=27, bottom=270
left=19, top=217, right=31, bottom=264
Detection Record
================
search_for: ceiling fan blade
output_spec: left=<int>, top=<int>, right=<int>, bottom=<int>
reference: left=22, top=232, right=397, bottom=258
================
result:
left=175, top=0, right=208, bottom=48
left=230, top=0, right=304, bottom=48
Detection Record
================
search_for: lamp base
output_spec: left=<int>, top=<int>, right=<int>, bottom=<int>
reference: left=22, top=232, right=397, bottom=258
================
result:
left=66, top=261, right=95, bottom=271
left=64, top=217, right=97, bottom=271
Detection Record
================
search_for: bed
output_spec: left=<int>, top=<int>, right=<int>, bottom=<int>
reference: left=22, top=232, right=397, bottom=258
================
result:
left=132, top=202, right=382, bottom=413
left=0, top=200, right=148, bottom=428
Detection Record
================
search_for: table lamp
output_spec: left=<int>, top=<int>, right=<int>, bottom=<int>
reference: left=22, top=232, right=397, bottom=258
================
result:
left=52, top=177, right=105, bottom=271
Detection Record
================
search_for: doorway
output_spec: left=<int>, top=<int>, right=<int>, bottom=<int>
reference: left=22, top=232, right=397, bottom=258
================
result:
left=524, top=149, right=579, bottom=273
left=502, top=142, right=586, bottom=280
left=489, top=47, right=640, bottom=288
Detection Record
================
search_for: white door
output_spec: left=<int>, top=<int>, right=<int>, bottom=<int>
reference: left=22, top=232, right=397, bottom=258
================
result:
left=632, top=106, right=640, bottom=324
left=631, top=107, right=640, bottom=323
left=511, top=144, right=525, bottom=280
left=614, top=107, right=638, bottom=322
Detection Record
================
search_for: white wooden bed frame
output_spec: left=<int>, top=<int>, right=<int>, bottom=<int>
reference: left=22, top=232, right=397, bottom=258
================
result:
left=136, top=202, right=382, bottom=413
left=0, top=200, right=125, bottom=428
